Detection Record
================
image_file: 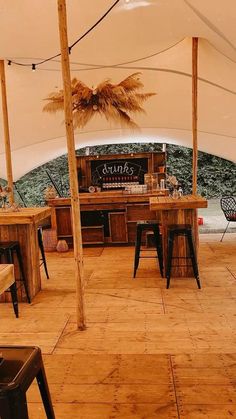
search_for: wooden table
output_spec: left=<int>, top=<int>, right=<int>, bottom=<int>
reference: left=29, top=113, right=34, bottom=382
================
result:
left=150, top=195, right=208, bottom=277
left=0, top=208, right=51, bottom=301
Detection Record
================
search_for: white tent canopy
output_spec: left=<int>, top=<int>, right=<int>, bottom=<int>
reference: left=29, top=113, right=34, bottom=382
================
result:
left=0, top=0, right=235, bottom=180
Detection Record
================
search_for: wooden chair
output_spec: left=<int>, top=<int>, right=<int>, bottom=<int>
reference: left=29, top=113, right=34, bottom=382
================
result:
left=220, top=196, right=236, bottom=241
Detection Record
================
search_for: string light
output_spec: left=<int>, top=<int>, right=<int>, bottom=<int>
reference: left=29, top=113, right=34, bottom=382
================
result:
left=5, top=0, right=120, bottom=71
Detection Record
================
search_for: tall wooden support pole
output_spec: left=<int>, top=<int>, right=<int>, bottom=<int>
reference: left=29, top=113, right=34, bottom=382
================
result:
left=57, top=0, right=86, bottom=330
left=192, top=37, right=198, bottom=195
left=0, top=60, right=14, bottom=204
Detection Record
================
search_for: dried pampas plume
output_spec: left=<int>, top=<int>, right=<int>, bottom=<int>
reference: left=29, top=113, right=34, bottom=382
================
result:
left=43, top=73, right=156, bottom=129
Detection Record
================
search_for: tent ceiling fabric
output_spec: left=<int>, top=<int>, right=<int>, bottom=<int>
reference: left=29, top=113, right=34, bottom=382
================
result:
left=0, top=0, right=235, bottom=180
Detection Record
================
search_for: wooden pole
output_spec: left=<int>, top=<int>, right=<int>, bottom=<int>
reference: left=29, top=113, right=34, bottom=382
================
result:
left=57, top=0, right=86, bottom=330
left=0, top=60, right=14, bottom=204
left=192, top=37, right=198, bottom=195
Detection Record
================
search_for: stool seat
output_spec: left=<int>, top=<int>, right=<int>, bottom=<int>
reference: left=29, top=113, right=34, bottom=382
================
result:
left=137, top=220, right=159, bottom=226
left=168, top=224, right=192, bottom=231
left=0, top=242, right=19, bottom=250
left=133, top=220, right=163, bottom=278
left=166, top=224, right=201, bottom=289
left=0, top=345, right=55, bottom=418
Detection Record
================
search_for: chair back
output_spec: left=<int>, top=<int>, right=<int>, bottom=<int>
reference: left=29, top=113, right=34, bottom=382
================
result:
left=220, top=196, right=236, bottom=221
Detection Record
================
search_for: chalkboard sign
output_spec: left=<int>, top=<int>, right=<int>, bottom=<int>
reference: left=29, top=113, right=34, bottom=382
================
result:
left=91, top=158, right=148, bottom=185
left=76, top=152, right=166, bottom=189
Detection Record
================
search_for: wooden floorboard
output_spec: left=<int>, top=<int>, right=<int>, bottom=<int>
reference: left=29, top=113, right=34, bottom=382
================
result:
left=0, top=233, right=236, bottom=418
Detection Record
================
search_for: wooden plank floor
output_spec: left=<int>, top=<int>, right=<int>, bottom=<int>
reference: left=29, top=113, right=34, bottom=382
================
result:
left=0, top=233, right=236, bottom=418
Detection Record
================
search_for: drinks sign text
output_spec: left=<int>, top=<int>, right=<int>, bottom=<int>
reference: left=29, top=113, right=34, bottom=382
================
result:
left=91, top=159, right=148, bottom=185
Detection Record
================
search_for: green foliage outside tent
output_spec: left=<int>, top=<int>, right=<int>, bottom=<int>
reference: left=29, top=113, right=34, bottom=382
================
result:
left=1, top=143, right=235, bottom=207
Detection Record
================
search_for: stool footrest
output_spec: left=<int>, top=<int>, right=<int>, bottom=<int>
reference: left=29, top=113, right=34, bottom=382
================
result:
left=168, top=264, right=196, bottom=268
left=139, top=256, right=159, bottom=259
left=169, top=256, right=195, bottom=259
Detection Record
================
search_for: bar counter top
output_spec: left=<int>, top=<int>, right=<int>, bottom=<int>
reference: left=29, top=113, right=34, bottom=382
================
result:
left=0, top=207, right=52, bottom=225
left=48, top=190, right=169, bottom=207
left=150, top=194, right=208, bottom=211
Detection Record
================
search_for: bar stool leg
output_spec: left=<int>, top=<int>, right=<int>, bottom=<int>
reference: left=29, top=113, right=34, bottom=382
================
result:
left=133, top=226, right=142, bottom=278
left=38, top=229, right=49, bottom=279
left=166, top=233, right=174, bottom=289
left=9, top=390, right=29, bottom=419
left=153, top=226, right=163, bottom=277
left=14, top=245, right=31, bottom=303
left=187, top=232, right=201, bottom=289
left=0, top=394, right=12, bottom=418
left=36, top=366, right=55, bottom=419
left=9, top=282, right=19, bottom=318
left=3, top=249, right=20, bottom=316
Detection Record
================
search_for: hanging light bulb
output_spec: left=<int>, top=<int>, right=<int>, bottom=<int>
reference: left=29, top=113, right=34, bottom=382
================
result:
left=32, top=64, right=36, bottom=72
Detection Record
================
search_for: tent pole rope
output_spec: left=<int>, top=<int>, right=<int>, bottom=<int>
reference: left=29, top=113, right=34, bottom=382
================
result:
left=192, top=37, right=198, bottom=195
left=57, top=0, right=86, bottom=330
left=0, top=60, right=14, bottom=204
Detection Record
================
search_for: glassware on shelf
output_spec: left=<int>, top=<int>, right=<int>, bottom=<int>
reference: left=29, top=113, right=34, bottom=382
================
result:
left=152, top=173, right=159, bottom=191
left=144, top=173, right=152, bottom=192
left=172, top=187, right=179, bottom=199
left=178, top=187, right=183, bottom=197
left=160, top=179, right=165, bottom=190
left=102, top=174, right=140, bottom=190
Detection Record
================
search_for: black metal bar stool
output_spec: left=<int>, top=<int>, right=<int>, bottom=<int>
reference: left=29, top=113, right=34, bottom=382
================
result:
left=133, top=220, right=163, bottom=278
left=166, top=224, right=201, bottom=289
left=0, top=346, right=55, bottom=419
left=0, top=242, right=31, bottom=303
left=38, top=228, right=49, bottom=279
left=0, top=265, right=19, bottom=318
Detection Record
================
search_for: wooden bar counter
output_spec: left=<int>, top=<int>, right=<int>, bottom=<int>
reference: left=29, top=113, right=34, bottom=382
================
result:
left=0, top=207, right=51, bottom=301
left=150, top=195, right=208, bottom=277
left=48, top=190, right=169, bottom=246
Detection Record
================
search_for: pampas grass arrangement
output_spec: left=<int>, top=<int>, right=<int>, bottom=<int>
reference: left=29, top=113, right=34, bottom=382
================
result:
left=43, top=73, right=155, bottom=129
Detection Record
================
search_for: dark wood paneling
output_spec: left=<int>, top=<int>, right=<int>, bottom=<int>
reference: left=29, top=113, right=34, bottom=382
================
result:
left=126, top=204, right=157, bottom=222
left=109, top=213, right=127, bottom=243
left=81, top=226, right=104, bottom=244
left=56, top=207, right=72, bottom=236
left=127, top=222, right=136, bottom=243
